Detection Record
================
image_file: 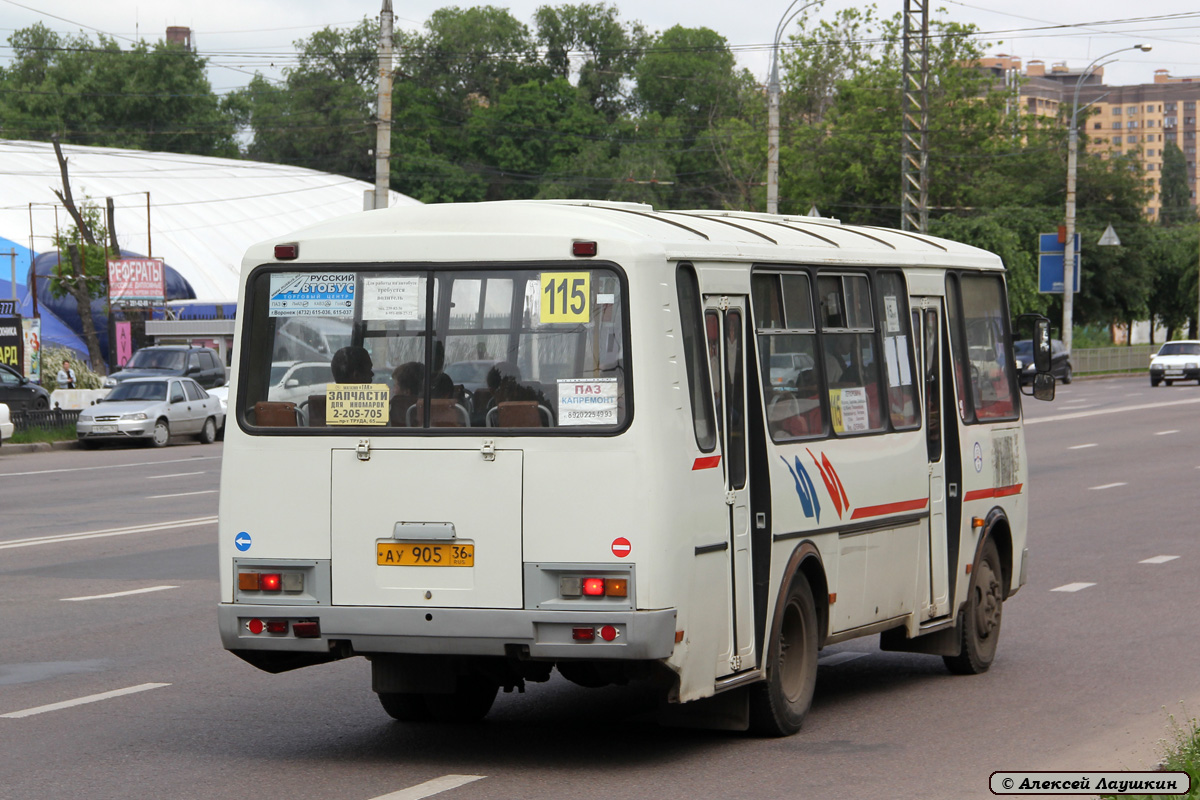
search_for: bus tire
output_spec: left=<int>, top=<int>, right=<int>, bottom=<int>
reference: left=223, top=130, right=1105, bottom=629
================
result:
left=749, top=572, right=818, bottom=736
left=378, top=692, right=432, bottom=722
left=944, top=538, right=1003, bottom=675
left=424, top=677, right=498, bottom=723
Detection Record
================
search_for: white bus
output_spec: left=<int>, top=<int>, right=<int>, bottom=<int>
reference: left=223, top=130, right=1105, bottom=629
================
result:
left=218, top=200, right=1053, bottom=734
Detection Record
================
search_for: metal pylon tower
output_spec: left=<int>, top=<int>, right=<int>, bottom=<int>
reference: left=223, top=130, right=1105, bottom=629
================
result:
left=900, top=0, right=929, bottom=232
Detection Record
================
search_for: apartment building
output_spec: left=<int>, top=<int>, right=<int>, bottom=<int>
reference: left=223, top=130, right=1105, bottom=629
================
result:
left=979, top=55, right=1200, bottom=220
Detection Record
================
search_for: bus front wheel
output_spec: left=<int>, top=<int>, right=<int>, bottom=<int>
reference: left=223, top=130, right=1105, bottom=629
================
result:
left=944, top=538, right=1003, bottom=675
left=749, top=572, right=818, bottom=736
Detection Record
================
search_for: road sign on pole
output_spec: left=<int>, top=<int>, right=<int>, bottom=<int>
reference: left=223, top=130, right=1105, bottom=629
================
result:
left=1039, top=233, right=1081, bottom=294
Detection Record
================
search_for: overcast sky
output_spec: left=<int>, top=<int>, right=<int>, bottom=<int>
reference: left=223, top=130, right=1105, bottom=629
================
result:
left=2, top=0, right=1198, bottom=95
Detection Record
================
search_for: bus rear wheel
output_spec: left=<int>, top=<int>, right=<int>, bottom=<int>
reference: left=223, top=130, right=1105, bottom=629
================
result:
left=749, top=572, right=818, bottom=736
left=944, top=538, right=1003, bottom=675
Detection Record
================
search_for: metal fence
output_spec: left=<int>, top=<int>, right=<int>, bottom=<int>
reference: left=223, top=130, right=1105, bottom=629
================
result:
left=12, top=408, right=80, bottom=434
left=1072, top=345, right=1156, bottom=377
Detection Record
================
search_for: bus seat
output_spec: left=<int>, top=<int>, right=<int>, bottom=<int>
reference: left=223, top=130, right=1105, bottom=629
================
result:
left=493, top=400, right=552, bottom=428
left=254, top=401, right=298, bottom=427
left=390, top=394, right=418, bottom=427
left=306, top=395, right=327, bottom=426
left=409, top=398, right=469, bottom=428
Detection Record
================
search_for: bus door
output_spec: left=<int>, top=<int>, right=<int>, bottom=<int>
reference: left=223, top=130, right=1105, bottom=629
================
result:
left=913, top=299, right=951, bottom=620
left=704, top=297, right=756, bottom=674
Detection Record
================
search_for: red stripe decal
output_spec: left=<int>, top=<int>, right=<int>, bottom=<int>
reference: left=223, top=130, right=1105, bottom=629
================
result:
left=692, top=455, right=722, bottom=471
left=849, top=498, right=929, bottom=520
left=964, top=483, right=1024, bottom=502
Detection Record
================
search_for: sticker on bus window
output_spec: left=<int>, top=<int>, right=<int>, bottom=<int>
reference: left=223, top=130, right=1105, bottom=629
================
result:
left=884, top=296, right=901, bottom=333
left=325, top=383, right=389, bottom=425
left=557, top=378, right=617, bottom=425
left=829, top=387, right=869, bottom=433
left=540, top=273, right=590, bottom=324
left=269, top=273, right=355, bottom=317
left=362, top=276, right=420, bottom=321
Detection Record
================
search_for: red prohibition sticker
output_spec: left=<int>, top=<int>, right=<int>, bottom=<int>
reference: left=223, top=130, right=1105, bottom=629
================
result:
left=611, top=537, right=632, bottom=558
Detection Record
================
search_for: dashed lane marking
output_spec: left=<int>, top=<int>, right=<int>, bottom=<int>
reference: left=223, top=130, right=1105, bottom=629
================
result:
left=147, top=472, right=207, bottom=479
left=1, top=683, right=170, bottom=719
left=0, top=516, right=218, bottom=550
left=369, top=775, right=486, bottom=800
left=1069, top=443, right=1098, bottom=450
left=1089, top=482, right=1127, bottom=491
left=1051, top=583, right=1096, bottom=593
left=1140, top=555, right=1181, bottom=565
left=61, top=585, right=179, bottom=602
left=1155, top=430, right=1181, bottom=436
left=146, top=490, right=218, bottom=499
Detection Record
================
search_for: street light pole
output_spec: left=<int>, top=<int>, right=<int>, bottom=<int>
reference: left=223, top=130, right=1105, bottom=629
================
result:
left=767, top=0, right=823, bottom=215
left=1062, top=44, right=1150, bottom=355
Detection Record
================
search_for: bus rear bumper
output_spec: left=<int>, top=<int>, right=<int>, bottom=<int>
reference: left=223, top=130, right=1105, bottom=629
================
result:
left=218, top=603, right=678, bottom=661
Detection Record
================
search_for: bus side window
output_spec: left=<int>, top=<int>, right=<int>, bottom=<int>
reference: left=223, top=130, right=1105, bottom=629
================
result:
left=877, top=272, right=919, bottom=429
left=753, top=271, right=824, bottom=441
left=817, top=274, right=885, bottom=435
left=676, top=265, right=716, bottom=450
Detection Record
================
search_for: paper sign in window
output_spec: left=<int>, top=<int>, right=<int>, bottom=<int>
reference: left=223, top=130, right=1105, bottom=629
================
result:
left=830, top=387, right=870, bottom=433
left=540, top=273, right=590, bottom=324
left=326, top=383, right=389, bottom=425
left=557, top=378, right=617, bottom=425
left=362, top=276, right=420, bottom=321
left=269, top=273, right=356, bottom=317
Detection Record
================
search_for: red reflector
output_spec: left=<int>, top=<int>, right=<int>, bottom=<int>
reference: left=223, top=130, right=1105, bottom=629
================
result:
left=582, top=577, right=606, bottom=596
left=247, top=618, right=264, bottom=635
left=274, top=243, right=299, bottom=260
left=572, top=627, right=596, bottom=641
left=600, top=625, right=618, bottom=642
left=572, top=241, right=597, bottom=257
left=293, top=621, right=320, bottom=638
left=260, top=573, right=282, bottom=592
left=265, top=620, right=289, bottom=634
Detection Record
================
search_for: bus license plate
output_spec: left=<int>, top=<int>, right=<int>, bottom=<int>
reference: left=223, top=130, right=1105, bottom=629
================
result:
left=377, top=542, right=474, bottom=567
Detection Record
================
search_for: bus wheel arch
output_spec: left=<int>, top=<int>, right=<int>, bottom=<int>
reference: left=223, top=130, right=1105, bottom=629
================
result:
left=749, top=543, right=825, bottom=736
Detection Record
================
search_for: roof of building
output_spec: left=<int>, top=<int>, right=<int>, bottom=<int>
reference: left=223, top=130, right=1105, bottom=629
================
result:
left=0, top=139, right=420, bottom=303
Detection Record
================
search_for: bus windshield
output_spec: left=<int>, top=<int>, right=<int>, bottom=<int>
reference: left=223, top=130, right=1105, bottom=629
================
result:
left=238, top=266, right=628, bottom=432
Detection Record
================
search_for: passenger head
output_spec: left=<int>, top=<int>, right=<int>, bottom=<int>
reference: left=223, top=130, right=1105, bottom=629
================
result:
left=486, top=361, right=520, bottom=392
left=392, top=361, right=423, bottom=396
left=331, top=346, right=374, bottom=383
left=431, top=371, right=454, bottom=399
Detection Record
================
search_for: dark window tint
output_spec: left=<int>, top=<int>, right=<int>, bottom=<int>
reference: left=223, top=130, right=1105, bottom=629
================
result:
left=677, top=265, right=716, bottom=450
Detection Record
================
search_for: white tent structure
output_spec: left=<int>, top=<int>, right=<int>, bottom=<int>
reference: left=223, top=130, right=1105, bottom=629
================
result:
left=0, top=139, right=420, bottom=303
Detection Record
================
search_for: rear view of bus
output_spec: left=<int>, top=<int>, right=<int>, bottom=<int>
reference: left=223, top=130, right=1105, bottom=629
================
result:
left=218, top=200, right=1052, bottom=732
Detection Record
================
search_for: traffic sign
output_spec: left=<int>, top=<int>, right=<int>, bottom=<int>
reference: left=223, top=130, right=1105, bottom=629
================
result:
left=611, top=537, right=631, bottom=558
left=1039, top=232, right=1082, bottom=294
left=235, top=532, right=252, bottom=552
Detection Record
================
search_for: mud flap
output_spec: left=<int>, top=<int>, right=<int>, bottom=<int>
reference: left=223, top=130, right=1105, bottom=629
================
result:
left=878, top=614, right=964, bottom=657
left=658, top=685, right=751, bottom=732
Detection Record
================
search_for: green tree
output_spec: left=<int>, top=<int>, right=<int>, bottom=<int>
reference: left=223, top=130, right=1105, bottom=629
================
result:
left=1159, top=141, right=1194, bottom=226
left=534, top=3, right=647, bottom=121
left=0, top=23, right=239, bottom=155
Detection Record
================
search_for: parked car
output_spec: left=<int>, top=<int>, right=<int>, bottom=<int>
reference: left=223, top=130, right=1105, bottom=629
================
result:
left=0, top=362, right=51, bottom=411
left=267, top=360, right=335, bottom=404
left=103, top=345, right=226, bottom=389
left=1013, top=339, right=1072, bottom=385
left=272, top=317, right=352, bottom=363
left=1149, top=340, right=1200, bottom=386
left=206, top=384, right=228, bottom=439
left=768, top=352, right=816, bottom=387
left=0, top=401, right=12, bottom=443
left=77, top=376, right=224, bottom=447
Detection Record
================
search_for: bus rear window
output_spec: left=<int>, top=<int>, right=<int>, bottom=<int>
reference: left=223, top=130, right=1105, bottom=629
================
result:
left=238, top=266, right=628, bottom=433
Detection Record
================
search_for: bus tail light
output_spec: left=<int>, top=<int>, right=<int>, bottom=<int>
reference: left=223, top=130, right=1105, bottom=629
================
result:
left=557, top=573, right=631, bottom=600
left=582, top=578, right=606, bottom=596
left=265, top=619, right=289, bottom=634
left=293, top=621, right=320, bottom=638
left=260, top=574, right=282, bottom=592
left=599, top=625, right=618, bottom=641
left=572, top=627, right=596, bottom=641
left=604, top=578, right=627, bottom=597
left=237, top=570, right=304, bottom=593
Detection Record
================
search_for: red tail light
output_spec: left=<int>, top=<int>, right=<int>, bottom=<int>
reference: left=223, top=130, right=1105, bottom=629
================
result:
left=582, top=578, right=605, bottom=596
left=260, top=574, right=282, bottom=592
left=572, top=627, right=596, bottom=641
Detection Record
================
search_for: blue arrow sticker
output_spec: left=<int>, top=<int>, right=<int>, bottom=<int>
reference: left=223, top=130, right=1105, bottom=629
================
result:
left=234, top=531, right=252, bottom=552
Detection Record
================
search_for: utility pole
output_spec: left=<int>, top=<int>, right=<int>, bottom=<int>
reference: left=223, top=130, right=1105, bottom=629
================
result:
left=373, top=0, right=394, bottom=211
left=900, top=0, right=929, bottom=232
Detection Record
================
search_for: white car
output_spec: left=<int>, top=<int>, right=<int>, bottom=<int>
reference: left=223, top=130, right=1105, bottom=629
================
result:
left=267, top=361, right=335, bottom=404
left=1149, top=340, right=1200, bottom=387
left=207, top=385, right=228, bottom=439
left=0, top=402, right=12, bottom=443
left=77, top=377, right=224, bottom=447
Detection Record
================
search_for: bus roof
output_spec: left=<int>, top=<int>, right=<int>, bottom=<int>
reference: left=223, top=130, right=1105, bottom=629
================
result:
left=244, top=200, right=1005, bottom=273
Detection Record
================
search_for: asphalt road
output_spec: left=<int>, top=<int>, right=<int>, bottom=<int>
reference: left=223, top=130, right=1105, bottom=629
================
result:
left=1, top=375, right=1198, bottom=800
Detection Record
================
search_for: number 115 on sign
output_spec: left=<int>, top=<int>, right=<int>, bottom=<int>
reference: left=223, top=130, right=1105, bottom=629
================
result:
left=540, top=273, right=590, bottom=323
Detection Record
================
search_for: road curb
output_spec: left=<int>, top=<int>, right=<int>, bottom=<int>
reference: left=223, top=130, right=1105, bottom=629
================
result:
left=0, top=440, right=80, bottom=455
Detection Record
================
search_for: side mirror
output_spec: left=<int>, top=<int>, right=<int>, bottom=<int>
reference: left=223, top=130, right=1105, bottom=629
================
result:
left=285, top=378, right=300, bottom=389
left=186, top=365, right=201, bottom=375
left=1033, top=318, right=1053, bottom=373
left=1032, top=372, right=1055, bottom=401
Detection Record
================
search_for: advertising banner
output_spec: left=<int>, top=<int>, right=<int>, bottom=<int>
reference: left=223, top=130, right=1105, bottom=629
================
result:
left=22, top=317, right=40, bottom=381
left=108, top=257, right=166, bottom=307
left=115, top=321, right=133, bottom=367
left=0, top=314, right=24, bottom=373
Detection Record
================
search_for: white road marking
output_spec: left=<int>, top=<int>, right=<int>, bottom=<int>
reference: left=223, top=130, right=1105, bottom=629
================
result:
left=1089, top=482, right=1127, bottom=491
left=1, top=683, right=170, bottom=719
left=1155, top=430, right=1181, bottom=436
left=1025, top=396, right=1200, bottom=425
left=1051, top=582, right=1096, bottom=593
left=818, top=652, right=868, bottom=667
left=1068, top=443, right=1098, bottom=450
left=370, top=775, right=486, bottom=800
left=1140, top=555, right=1180, bottom=565
left=61, top=585, right=179, bottom=602
left=0, top=516, right=218, bottom=550
left=147, top=490, right=218, bottom=499
left=0, top=456, right=220, bottom=478
left=147, top=472, right=207, bottom=479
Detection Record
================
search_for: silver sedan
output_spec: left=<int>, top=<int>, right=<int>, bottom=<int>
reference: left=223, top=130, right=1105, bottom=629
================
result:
left=77, top=377, right=225, bottom=447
